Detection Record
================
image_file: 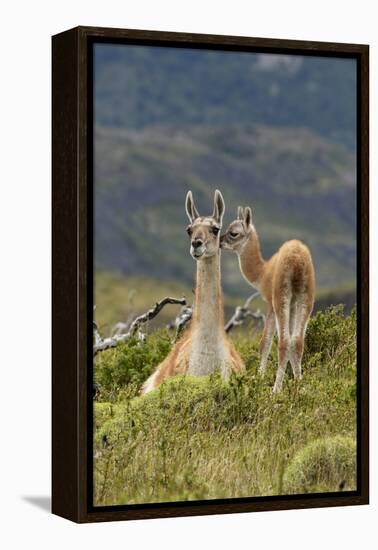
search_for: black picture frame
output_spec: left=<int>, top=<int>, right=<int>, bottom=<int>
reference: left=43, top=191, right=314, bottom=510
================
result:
left=52, top=26, right=369, bottom=523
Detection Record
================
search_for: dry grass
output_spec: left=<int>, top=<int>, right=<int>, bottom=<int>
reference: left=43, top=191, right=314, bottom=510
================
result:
left=93, top=306, right=357, bottom=505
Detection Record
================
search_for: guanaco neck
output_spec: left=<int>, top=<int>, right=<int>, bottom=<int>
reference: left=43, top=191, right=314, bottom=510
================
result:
left=238, top=226, right=265, bottom=287
left=192, top=251, right=224, bottom=333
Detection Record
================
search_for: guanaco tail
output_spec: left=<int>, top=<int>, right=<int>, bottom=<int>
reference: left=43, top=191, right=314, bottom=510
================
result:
left=220, top=206, right=315, bottom=392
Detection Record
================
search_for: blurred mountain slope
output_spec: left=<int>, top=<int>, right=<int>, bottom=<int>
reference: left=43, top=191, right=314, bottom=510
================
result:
left=94, top=45, right=356, bottom=149
left=94, top=124, right=356, bottom=295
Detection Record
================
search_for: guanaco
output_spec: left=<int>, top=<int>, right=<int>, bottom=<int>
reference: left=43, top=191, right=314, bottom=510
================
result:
left=141, top=191, right=245, bottom=393
left=220, top=206, right=315, bottom=392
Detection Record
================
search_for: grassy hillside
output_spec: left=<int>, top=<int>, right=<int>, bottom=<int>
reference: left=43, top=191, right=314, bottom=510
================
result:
left=94, top=272, right=356, bottom=337
left=94, top=124, right=356, bottom=295
left=93, top=306, right=357, bottom=505
left=94, top=272, right=265, bottom=336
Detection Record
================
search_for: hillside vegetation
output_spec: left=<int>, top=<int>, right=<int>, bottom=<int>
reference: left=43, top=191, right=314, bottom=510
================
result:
left=93, top=306, right=357, bottom=505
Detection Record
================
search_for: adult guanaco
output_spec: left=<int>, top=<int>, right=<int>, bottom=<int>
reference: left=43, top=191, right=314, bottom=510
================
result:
left=220, top=206, right=315, bottom=392
left=141, top=190, right=245, bottom=393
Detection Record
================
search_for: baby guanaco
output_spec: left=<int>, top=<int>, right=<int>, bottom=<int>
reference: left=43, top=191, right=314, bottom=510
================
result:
left=221, top=206, right=315, bottom=392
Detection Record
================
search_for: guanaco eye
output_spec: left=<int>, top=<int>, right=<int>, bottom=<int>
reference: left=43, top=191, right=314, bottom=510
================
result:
left=212, top=226, right=220, bottom=235
left=229, top=231, right=239, bottom=238
left=186, top=226, right=193, bottom=236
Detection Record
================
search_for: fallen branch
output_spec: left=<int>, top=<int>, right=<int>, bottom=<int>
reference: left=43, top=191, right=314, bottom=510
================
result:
left=167, top=305, right=193, bottom=341
left=94, top=292, right=265, bottom=355
left=94, top=296, right=186, bottom=355
left=111, top=318, right=133, bottom=337
left=225, top=292, right=265, bottom=333
left=167, top=291, right=265, bottom=336
left=93, top=320, right=102, bottom=346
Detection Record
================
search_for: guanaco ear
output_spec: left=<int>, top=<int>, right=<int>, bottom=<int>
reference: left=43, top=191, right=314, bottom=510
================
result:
left=237, top=206, right=244, bottom=220
left=244, top=206, right=252, bottom=227
left=185, top=190, right=200, bottom=222
left=213, top=189, right=225, bottom=225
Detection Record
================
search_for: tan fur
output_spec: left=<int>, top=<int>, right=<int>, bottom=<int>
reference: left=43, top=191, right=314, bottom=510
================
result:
left=221, top=207, right=315, bottom=392
left=141, top=191, right=244, bottom=394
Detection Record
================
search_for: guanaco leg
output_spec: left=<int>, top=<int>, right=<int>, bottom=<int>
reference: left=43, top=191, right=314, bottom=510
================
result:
left=289, top=297, right=312, bottom=379
left=259, top=307, right=276, bottom=374
left=273, top=292, right=291, bottom=393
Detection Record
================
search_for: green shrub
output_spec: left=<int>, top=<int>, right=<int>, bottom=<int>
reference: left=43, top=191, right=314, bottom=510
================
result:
left=283, top=435, right=356, bottom=494
left=96, top=373, right=270, bottom=441
left=93, top=307, right=357, bottom=505
left=304, top=305, right=356, bottom=370
left=94, top=329, right=172, bottom=400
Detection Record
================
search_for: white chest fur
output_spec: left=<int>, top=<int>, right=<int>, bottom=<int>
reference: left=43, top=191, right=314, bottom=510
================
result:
left=188, top=326, right=229, bottom=377
left=188, top=254, right=231, bottom=378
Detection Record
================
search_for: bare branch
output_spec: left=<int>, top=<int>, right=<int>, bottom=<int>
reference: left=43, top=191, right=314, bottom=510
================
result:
left=110, top=290, right=137, bottom=336
left=167, top=305, right=193, bottom=341
left=94, top=297, right=186, bottom=355
left=111, top=320, right=132, bottom=337
left=93, top=320, right=102, bottom=346
left=166, top=291, right=264, bottom=336
left=94, top=291, right=265, bottom=356
left=225, top=292, right=265, bottom=333
left=243, top=291, right=261, bottom=309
